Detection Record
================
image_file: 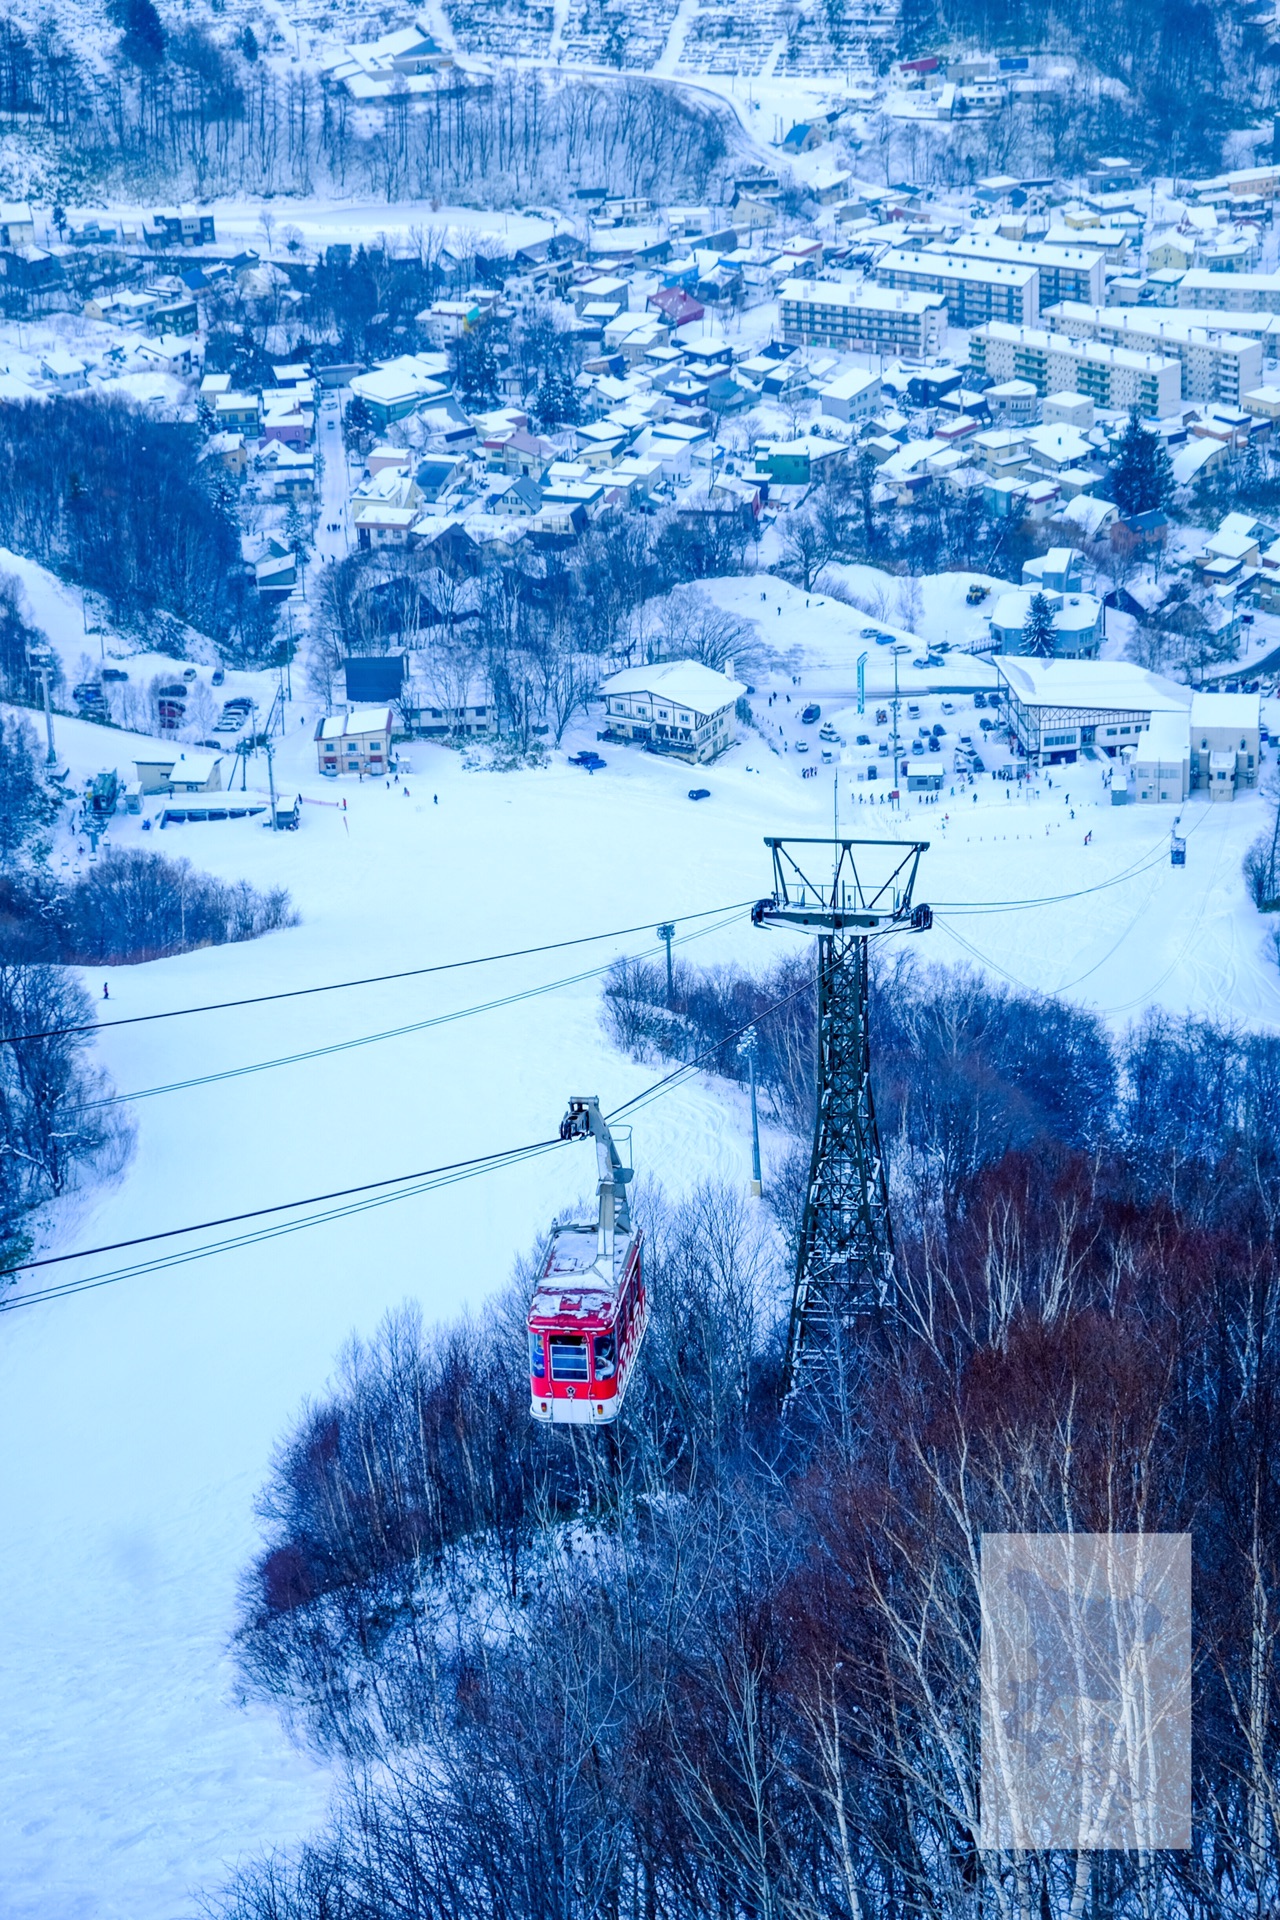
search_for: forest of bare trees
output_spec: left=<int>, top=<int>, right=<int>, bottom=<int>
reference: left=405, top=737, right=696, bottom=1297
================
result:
left=217, top=950, right=1280, bottom=1918
left=0, top=15, right=739, bottom=206
left=0, top=397, right=272, bottom=657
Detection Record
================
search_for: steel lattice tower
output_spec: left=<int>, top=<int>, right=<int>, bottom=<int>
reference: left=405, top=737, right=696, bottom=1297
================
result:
left=752, top=838, right=931, bottom=1396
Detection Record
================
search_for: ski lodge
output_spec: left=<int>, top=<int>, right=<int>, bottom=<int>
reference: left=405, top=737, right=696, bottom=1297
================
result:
left=599, top=659, right=746, bottom=763
left=314, top=708, right=395, bottom=777
left=994, top=659, right=1260, bottom=799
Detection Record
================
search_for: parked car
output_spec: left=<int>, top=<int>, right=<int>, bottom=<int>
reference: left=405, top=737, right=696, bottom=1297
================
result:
left=979, top=717, right=994, bottom=732
left=859, top=627, right=882, bottom=641
left=800, top=704, right=821, bottom=724
left=911, top=739, right=924, bottom=755
left=212, top=667, right=225, bottom=686
left=794, top=740, right=809, bottom=754
left=911, top=656, right=929, bottom=669
left=941, top=699, right=955, bottom=715
left=973, top=691, right=988, bottom=708
left=569, top=750, right=605, bottom=769
left=970, top=755, right=986, bottom=773
left=688, top=787, right=711, bottom=801
left=182, top=668, right=197, bottom=682
left=856, top=734, right=871, bottom=746
left=101, top=667, right=128, bottom=683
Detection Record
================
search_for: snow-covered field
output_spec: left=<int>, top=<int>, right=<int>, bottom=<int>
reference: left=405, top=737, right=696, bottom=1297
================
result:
left=2, top=582, right=1278, bottom=1913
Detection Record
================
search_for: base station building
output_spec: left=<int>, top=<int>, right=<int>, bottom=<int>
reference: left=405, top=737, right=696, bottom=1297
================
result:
left=993, top=659, right=1260, bottom=799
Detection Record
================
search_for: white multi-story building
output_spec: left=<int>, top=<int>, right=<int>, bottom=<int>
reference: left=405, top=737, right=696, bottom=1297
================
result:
left=948, top=234, right=1107, bottom=306
left=778, top=279, right=946, bottom=356
left=970, top=323, right=1181, bottom=415
left=1044, top=303, right=1262, bottom=404
left=1176, top=269, right=1280, bottom=313
left=875, top=249, right=1039, bottom=326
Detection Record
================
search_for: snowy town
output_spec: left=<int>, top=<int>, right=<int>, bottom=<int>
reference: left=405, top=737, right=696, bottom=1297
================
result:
left=6, top=2, right=1280, bottom=1916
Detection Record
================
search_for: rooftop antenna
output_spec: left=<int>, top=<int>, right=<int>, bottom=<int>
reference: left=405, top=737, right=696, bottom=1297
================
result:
left=753, top=836, right=931, bottom=1402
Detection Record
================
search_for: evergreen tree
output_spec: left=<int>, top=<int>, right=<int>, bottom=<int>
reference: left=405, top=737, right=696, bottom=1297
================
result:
left=107, top=0, right=165, bottom=66
left=1110, top=408, right=1174, bottom=516
left=1022, top=590, right=1058, bottom=658
left=532, top=366, right=581, bottom=430
left=283, top=496, right=311, bottom=562
left=343, top=393, right=374, bottom=453
left=450, top=326, right=501, bottom=409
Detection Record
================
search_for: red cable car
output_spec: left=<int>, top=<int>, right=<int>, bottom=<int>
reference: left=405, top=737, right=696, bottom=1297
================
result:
left=528, top=1097, right=647, bottom=1425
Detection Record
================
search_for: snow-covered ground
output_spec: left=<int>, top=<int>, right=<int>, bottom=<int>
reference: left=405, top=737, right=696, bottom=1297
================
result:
left=2, top=556, right=1279, bottom=1913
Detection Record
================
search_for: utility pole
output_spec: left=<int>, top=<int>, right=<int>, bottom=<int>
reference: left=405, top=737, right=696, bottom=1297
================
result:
left=656, top=921, right=675, bottom=1005
left=753, top=837, right=931, bottom=1400
left=891, top=649, right=902, bottom=806
left=737, top=1025, right=763, bottom=1196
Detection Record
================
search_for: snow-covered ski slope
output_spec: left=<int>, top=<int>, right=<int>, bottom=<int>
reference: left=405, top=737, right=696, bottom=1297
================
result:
left=0, top=652, right=1276, bottom=1912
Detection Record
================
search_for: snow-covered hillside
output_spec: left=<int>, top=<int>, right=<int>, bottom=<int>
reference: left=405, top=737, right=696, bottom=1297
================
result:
left=2, top=539, right=1279, bottom=1913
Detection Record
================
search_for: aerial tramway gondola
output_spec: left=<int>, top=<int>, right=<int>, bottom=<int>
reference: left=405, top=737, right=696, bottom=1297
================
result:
left=528, top=1097, right=647, bottom=1425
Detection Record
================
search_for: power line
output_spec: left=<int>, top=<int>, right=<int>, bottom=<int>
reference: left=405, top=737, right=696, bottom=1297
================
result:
left=935, top=803, right=1217, bottom=999
left=0, top=900, right=759, bottom=1047
left=4, top=1140, right=570, bottom=1313
left=3, top=1138, right=564, bottom=1279
left=81, top=911, right=745, bottom=1111
left=3, top=970, right=815, bottom=1312
left=931, top=830, right=1189, bottom=916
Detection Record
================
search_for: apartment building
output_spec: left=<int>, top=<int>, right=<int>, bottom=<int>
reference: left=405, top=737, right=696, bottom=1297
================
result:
left=1176, top=269, right=1280, bottom=313
left=970, top=323, right=1181, bottom=415
left=1045, top=302, right=1262, bottom=404
left=778, top=278, right=946, bottom=356
left=948, top=234, right=1106, bottom=306
left=875, top=248, right=1039, bottom=326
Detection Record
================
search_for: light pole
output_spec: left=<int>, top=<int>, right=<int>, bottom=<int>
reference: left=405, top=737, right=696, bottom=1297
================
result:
left=656, top=921, right=676, bottom=1006
left=738, top=1025, right=762, bottom=1197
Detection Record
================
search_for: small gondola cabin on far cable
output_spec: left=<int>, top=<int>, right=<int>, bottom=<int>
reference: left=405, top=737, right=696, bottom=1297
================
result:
left=528, top=1097, right=647, bottom=1425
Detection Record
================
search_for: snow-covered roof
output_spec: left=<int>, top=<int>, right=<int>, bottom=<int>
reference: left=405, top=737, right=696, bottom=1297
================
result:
left=600, top=659, right=747, bottom=713
left=996, top=658, right=1190, bottom=712
left=346, top=708, right=395, bottom=735
left=1132, top=710, right=1190, bottom=763
left=991, top=588, right=1100, bottom=634
left=166, top=751, right=222, bottom=784
left=1189, top=692, right=1260, bottom=732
